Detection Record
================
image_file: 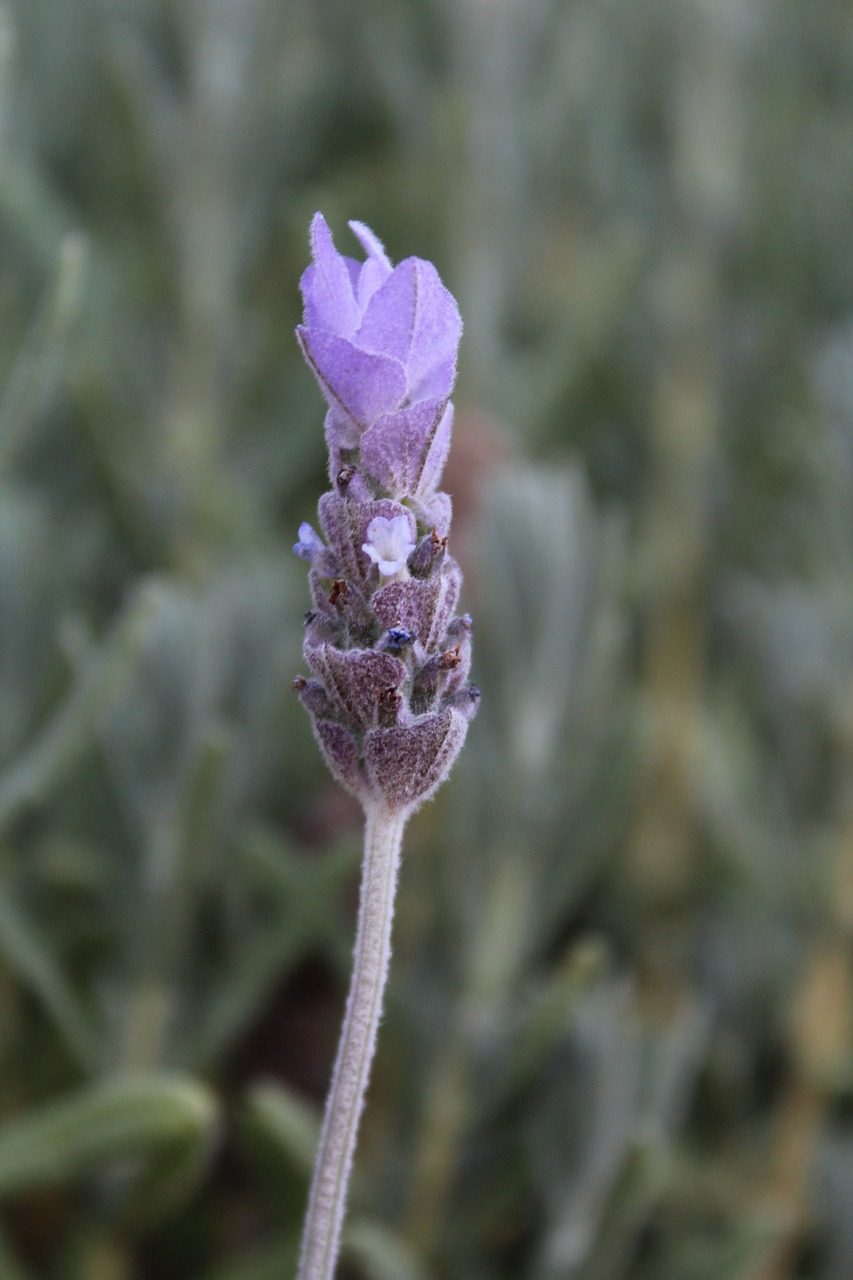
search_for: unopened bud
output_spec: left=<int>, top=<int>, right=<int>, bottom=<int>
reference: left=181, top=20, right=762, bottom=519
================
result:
left=293, top=676, right=332, bottom=716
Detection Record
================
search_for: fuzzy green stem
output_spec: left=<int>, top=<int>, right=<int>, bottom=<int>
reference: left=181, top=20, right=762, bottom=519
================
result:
left=296, top=804, right=408, bottom=1280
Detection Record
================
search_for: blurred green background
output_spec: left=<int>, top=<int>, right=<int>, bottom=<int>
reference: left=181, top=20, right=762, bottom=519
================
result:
left=1, top=1, right=852, bottom=1277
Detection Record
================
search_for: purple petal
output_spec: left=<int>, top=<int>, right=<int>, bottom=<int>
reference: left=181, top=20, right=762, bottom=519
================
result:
left=354, top=258, right=461, bottom=403
left=314, top=720, right=365, bottom=796
left=349, top=220, right=393, bottom=273
left=341, top=257, right=362, bottom=295
left=417, top=403, right=453, bottom=496
left=348, top=221, right=393, bottom=310
left=301, top=213, right=361, bottom=338
left=293, top=522, right=325, bottom=561
left=364, top=708, right=469, bottom=811
left=411, top=351, right=457, bottom=404
left=360, top=399, right=452, bottom=499
left=356, top=260, right=386, bottom=312
left=297, top=328, right=407, bottom=429
left=306, top=643, right=407, bottom=729
left=404, top=261, right=461, bottom=397
left=355, top=259, right=421, bottom=365
left=409, top=263, right=462, bottom=399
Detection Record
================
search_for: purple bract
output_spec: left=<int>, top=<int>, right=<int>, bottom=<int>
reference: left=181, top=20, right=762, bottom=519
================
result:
left=297, top=213, right=462, bottom=501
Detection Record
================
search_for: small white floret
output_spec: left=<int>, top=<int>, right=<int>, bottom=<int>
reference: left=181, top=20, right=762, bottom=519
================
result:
left=362, top=515, right=415, bottom=576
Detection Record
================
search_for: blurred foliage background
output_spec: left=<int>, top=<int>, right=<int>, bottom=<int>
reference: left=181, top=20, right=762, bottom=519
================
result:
left=0, top=1, right=852, bottom=1277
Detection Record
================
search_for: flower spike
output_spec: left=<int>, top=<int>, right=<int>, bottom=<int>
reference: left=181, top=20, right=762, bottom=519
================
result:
left=292, top=214, right=476, bottom=815
left=292, top=215, right=477, bottom=1280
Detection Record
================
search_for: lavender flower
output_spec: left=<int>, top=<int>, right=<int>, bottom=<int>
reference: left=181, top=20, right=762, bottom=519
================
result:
left=361, top=514, right=415, bottom=576
left=292, top=215, right=477, bottom=1280
left=293, top=212, right=477, bottom=816
left=293, top=522, right=325, bottom=561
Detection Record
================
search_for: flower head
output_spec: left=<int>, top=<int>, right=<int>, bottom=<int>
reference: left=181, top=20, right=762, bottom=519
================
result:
left=293, top=214, right=477, bottom=815
left=362, top=514, right=416, bottom=577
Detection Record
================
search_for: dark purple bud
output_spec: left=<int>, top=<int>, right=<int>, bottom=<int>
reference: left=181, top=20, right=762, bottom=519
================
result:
left=441, top=632, right=472, bottom=697
left=408, top=528, right=448, bottom=578
left=412, top=638, right=470, bottom=711
left=293, top=676, right=332, bottom=717
left=383, top=627, right=416, bottom=653
left=303, top=612, right=342, bottom=655
left=407, top=539, right=433, bottom=580
left=447, top=684, right=481, bottom=721
left=445, top=613, right=473, bottom=641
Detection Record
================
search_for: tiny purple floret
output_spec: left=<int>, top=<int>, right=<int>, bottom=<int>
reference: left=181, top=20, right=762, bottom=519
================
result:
left=294, top=522, right=325, bottom=561
left=383, top=628, right=416, bottom=652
